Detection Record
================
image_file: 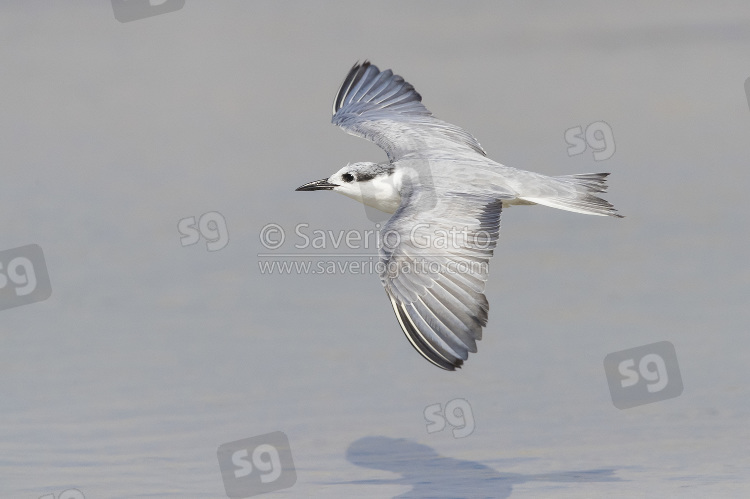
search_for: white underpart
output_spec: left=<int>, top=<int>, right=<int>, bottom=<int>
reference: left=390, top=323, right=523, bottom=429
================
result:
left=333, top=170, right=403, bottom=214
left=333, top=168, right=542, bottom=214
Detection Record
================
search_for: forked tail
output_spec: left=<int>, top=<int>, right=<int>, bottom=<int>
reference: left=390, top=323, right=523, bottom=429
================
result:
left=520, top=173, right=623, bottom=218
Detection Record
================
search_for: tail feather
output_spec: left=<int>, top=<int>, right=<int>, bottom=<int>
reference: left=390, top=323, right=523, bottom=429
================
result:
left=556, top=172, right=611, bottom=193
left=520, top=172, right=623, bottom=218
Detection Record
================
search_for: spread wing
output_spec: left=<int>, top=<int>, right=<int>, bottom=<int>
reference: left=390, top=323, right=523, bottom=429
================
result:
left=332, top=61, right=486, bottom=162
left=379, top=185, right=504, bottom=370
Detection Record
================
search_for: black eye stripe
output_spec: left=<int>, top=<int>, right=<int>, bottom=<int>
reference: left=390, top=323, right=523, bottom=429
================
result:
left=355, top=172, right=376, bottom=182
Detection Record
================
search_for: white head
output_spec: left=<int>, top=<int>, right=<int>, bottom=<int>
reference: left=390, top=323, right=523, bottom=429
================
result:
left=296, top=162, right=401, bottom=214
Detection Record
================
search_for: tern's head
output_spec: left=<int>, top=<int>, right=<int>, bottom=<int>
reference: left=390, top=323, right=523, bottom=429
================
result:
left=296, top=162, right=400, bottom=213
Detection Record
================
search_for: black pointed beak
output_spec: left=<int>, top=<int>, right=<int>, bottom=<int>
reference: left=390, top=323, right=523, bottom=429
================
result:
left=295, top=178, right=339, bottom=191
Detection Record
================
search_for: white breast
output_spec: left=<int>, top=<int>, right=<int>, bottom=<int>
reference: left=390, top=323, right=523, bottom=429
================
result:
left=336, top=172, right=403, bottom=214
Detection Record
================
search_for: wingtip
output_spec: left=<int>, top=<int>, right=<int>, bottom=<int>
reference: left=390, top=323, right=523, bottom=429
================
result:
left=334, top=60, right=376, bottom=116
left=386, top=293, right=466, bottom=371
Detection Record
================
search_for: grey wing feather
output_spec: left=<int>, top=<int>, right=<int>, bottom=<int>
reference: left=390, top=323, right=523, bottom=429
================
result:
left=379, top=188, right=503, bottom=370
left=332, top=61, right=486, bottom=162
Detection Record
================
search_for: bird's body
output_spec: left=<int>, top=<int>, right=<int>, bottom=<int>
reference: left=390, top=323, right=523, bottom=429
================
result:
left=297, top=61, right=621, bottom=370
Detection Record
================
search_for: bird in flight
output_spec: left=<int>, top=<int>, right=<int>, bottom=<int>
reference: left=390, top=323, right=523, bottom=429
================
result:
left=297, top=61, right=621, bottom=370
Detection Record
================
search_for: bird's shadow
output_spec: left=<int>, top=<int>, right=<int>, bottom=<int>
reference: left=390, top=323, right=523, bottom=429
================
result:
left=344, top=436, right=622, bottom=499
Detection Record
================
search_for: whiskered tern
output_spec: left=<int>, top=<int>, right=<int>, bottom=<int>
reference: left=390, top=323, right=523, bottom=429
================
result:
left=297, top=61, right=621, bottom=370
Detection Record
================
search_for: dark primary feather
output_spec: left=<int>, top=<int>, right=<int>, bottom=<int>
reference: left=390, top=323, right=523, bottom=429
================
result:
left=332, top=61, right=486, bottom=161
left=333, top=61, right=430, bottom=117
left=379, top=188, right=503, bottom=371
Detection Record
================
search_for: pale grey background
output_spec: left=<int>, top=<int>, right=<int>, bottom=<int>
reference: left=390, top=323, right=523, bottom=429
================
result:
left=2, top=1, right=749, bottom=497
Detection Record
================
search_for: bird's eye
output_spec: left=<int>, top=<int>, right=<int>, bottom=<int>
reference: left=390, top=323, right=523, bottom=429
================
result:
left=341, top=173, right=355, bottom=183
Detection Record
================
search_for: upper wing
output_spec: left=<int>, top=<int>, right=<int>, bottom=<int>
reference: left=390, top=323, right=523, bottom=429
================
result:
left=379, top=184, right=504, bottom=370
left=332, top=61, right=486, bottom=162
